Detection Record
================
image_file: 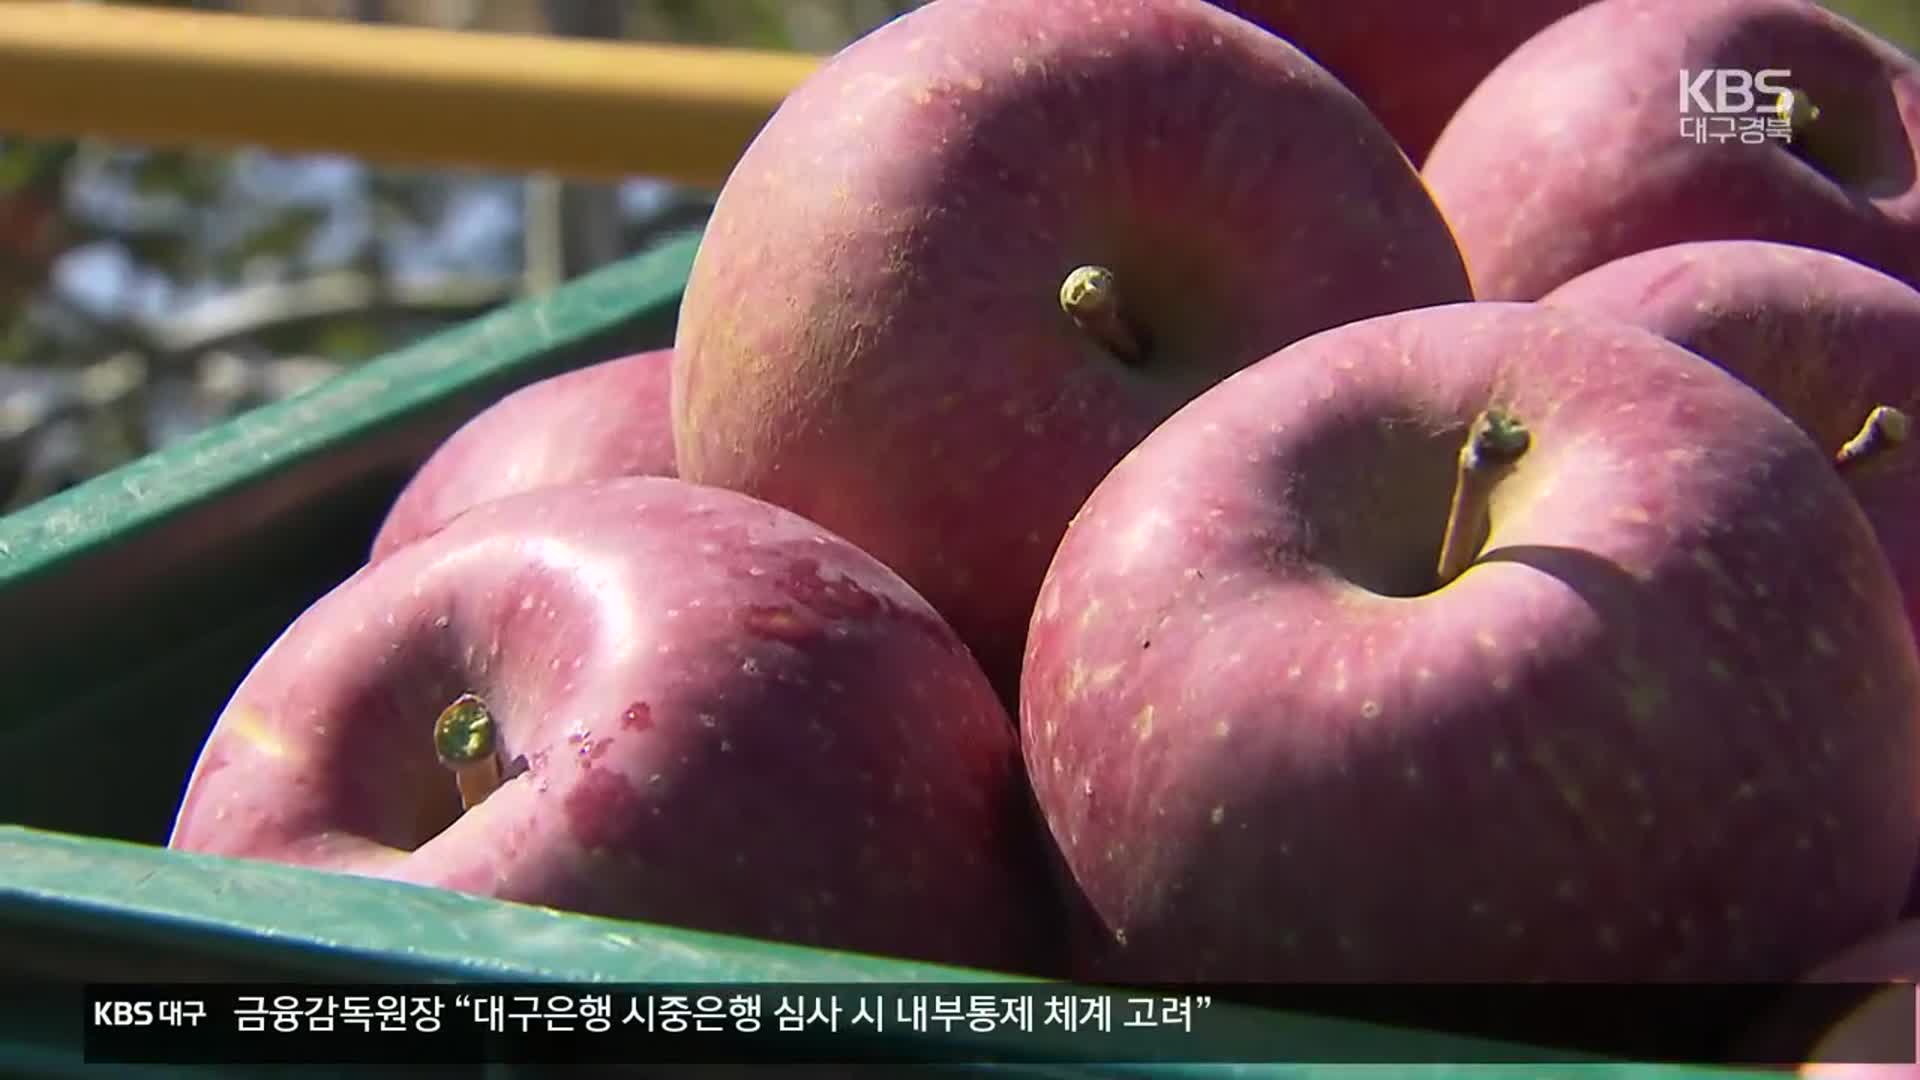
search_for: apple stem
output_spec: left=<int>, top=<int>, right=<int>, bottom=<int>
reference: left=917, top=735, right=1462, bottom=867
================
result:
left=434, top=693, right=503, bottom=811
left=1835, top=405, right=1911, bottom=473
left=1776, top=86, right=1821, bottom=141
left=1436, top=408, right=1532, bottom=588
left=1060, top=265, right=1144, bottom=363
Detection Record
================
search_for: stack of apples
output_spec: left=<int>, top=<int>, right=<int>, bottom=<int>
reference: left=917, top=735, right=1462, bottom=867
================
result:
left=169, top=0, right=1920, bottom=1056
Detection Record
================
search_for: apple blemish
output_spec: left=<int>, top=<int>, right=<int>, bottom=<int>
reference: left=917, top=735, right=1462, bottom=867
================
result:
left=1835, top=404, right=1910, bottom=474
left=1435, top=407, right=1532, bottom=587
left=433, top=692, right=504, bottom=811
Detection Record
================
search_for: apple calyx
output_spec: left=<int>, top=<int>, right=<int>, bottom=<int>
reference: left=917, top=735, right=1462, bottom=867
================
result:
left=1835, top=404, right=1911, bottom=473
left=434, top=692, right=503, bottom=811
left=1435, top=407, right=1531, bottom=588
left=1059, top=265, right=1145, bottom=364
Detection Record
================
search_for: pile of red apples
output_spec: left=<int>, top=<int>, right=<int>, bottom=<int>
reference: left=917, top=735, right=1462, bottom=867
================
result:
left=167, top=0, right=1920, bottom=1061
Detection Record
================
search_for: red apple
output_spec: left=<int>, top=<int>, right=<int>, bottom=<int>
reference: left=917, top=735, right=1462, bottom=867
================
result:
left=1210, top=0, right=1592, bottom=164
left=1021, top=300, right=1920, bottom=981
left=371, top=349, right=676, bottom=561
left=1422, top=0, right=1920, bottom=300
left=1541, top=240, right=1918, bottom=653
left=170, top=476, right=1051, bottom=974
left=672, top=0, right=1473, bottom=701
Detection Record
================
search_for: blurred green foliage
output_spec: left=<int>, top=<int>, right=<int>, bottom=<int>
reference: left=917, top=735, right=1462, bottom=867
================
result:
left=1825, top=0, right=1920, bottom=57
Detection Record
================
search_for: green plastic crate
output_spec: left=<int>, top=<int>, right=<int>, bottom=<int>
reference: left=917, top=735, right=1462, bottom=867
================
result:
left=0, top=230, right=1783, bottom=1078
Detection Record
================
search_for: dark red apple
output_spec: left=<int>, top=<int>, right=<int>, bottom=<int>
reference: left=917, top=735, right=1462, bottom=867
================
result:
left=371, top=349, right=676, bottom=561
left=171, top=476, right=1051, bottom=974
left=672, top=0, right=1472, bottom=701
left=1021, top=300, right=1920, bottom=981
left=1210, top=0, right=1592, bottom=164
left=1422, top=0, right=1920, bottom=300
left=1541, top=240, right=1917, bottom=652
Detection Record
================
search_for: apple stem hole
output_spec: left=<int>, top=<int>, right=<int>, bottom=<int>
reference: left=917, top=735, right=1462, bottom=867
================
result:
left=1835, top=405, right=1911, bottom=474
left=1436, top=408, right=1531, bottom=588
left=434, top=692, right=504, bottom=811
left=1059, top=265, right=1145, bottom=364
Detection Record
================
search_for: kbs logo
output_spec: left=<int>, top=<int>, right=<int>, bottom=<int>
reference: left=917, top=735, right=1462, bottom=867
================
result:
left=93, top=1000, right=154, bottom=1025
left=1677, top=69, right=1798, bottom=145
left=1680, top=68, right=1792, bottom=115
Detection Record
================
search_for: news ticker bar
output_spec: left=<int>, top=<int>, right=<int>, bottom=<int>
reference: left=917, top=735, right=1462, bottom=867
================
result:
left=69, top=981, right=1916, bottom=1065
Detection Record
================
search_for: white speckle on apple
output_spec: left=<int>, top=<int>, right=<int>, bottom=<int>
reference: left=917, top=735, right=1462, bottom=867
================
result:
left=1287, top=664, right=1302, bottom=680
left=1416, top=667, right=1433, bottom=682
left=1506, top=922, right=1527, bottom=940
left=741, top=657, right=763, bottom=676
left=1598, top=925, right=1621, bottom=952
left=1556, top=879, right=1578, bottom=901
left=1209, top=805, right=1226, bottom=826
left=1360, top=699, right=1381, bottom=720
left=1468, top=899, right=1488, bottom=917
left=1711, top=605, right=1737, bottom=632
left=1490, top=748, right=1510, bottom=771
left=1213, top=719, right=1230, bottom=738
left=1492, top=673, right=1513, bottom=692
left=697, top=713, right=717, bottom=728
left=434, top=615, right=450, bottom=630
left=1402, top=761, right=1421, bottom=785
left=1637, top=809, right=1657, bottom=828
left=1475, top=630, right=1499, bottom=651
left=1810, top=628, right=1837, bottom=655
left=1051, top=755, right=1063, bottom=776
left=519, top=596, right=533, bottom=611
left=1073, top=598, right=1103, bottom=630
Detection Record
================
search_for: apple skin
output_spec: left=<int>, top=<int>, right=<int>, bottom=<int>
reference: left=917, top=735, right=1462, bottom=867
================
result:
left=170, top=476, right=1052, bottom=975
left=1421, top=0, right=1920, bottom=301
left=371, top=349, right=676, bottom=562
left=1021, top=300, right=1920, bottom=982
left=672, top=0, right=1473, bottom=701
left=1209, top=0, right=1592, bottom=164
left=1541, top=240, right=1920, bottom=656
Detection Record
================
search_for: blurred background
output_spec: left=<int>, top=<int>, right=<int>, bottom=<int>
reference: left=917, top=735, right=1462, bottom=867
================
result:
left=0, top=0, right=1912, bottom=513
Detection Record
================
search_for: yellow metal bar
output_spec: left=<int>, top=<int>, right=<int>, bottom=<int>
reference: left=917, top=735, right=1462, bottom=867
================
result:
left=0, top=2, right=824, bottom=188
